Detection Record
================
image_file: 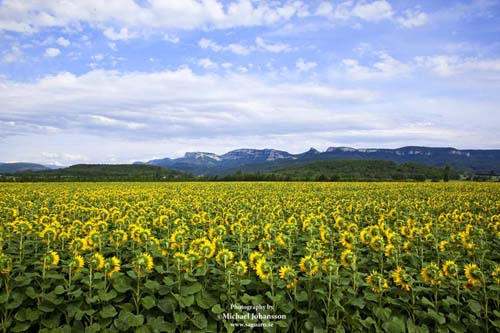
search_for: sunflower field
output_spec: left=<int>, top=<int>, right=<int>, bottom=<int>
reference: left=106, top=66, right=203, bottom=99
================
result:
left=0, top=182, right=499, bottom=332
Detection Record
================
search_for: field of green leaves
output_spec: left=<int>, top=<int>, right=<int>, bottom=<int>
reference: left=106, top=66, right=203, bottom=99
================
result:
left=0, top=182, right=499, bottom=332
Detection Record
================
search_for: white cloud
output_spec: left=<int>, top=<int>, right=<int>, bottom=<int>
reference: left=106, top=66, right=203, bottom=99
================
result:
left=56, top=36, right=70, bottom=47
left=417, top=55, right=500, bottom=78
left=197, top=58, right=218, bottom=70
left=0, top=68, right=377, bottom=145
left=44, top=47, right=61, bottom=57
left=316, top=0, right=393, bottom=22
left=199, top=37, right=291, bottom=55
left=397, top=9, right=429, bottom=28
left=296, top=58, right=317, bottom=72
left=2, top=45, right=23, bottom=63
left=103, top=27, right=136, bottom=40
left=341, top=52, right=410, bottom=80
left=352, top=0, right=393, bottom=22
left=198, top=38, right=251, bottom=55
left=0, top=0, right=307, bottom=34
left=255, top=37, right=291, bottom=53
left=163, top=33, right=179, bottom=44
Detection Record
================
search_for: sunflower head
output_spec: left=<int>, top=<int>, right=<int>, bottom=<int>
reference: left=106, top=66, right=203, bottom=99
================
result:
left=278, top=265, right=297, bottom=289
left=0, top=253, right=13, bottom=274
left=109, top=229, right=128, bottom=247
left=40, top=227, right=57, bottom=243
left=249, top=251, right=264, bottom=270
left=442, top=260, right=458, bottom=277
left=173, top=252, right=190, bottom=272
left=255, top=258, right=273, bottom=281
left=392, top=266, right=411, bottom=292
left=340, top=249, right=356, bottom=270
left=69, top=255, right=85, bottom=272
left=105, top=256, right=121, bottom=278
left=366, top=271, right=389, bottom=293
left=421, top=263, right=442, bottom=286
left=215, top=249, right=235, bottom=267
left=439, top=240, right=449, bottom=252
left=384, top=243, right=398, bottom=259
left=232, top=260, right=248, bottom=276
left=69, top=237, right=87, bottom=253
left=464, top=263, right=482, bottom=286
left=89, top=253, right=105, bottom=271
left=370, top=236, right=385, bottom=252
left=340, top=232, right=355, bottom=249
left=322, top=258, right=338, bottom=274
left=492, top=266, right=500, bottom=284
left=299, top=255, right=319, bottom=277
left=45, top=251, right=60, bottom=267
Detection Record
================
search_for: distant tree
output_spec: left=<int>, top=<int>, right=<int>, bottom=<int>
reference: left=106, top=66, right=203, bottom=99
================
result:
left=443, top=165, right=450, bottom=182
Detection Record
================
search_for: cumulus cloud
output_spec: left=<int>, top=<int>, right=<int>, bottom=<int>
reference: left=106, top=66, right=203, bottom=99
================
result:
left=198, top=38, right=251, bottom=55
left=397, top=9, right=429, bottom=28
left=341, top=52, right=410, bottom=80
left=0, top=0, right=307, bottom=34
left=0, top=68, right=378, bottom=145
left=198, top=37, right=291, bottom=55
left=56, top=36, right=70, bottom=47
left=416, top=55, right=500, bottom=78
left=163, top=33, right=179, bottom=44
left=197, top=58, right=218, bottom=70
left=44, top=47, right=61, bottom=57
left=296, top=58, right=317, bottom=72
left=103, top=27, right=136, bottom=41
left=2, top=45, right=23, bottom=63
left=316, top=0, right=393, bottom=22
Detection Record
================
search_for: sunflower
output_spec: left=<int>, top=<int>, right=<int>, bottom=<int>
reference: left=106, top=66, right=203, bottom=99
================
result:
left=105, top=256, right=121, bottom=278
left=45, top=251, right=60, bottom=266
left=360, top=228, right=372, bottom=244
left=322, top=258, right=338, bottom=274
left=232, top=260, right=248, bottom=276
left=39, top=227, right=57, bottom=243
left=366, top=271, right=389, bottom=293
left=392, top=266, right=411, bottom=292
left=249, top=251, right=264, bottom=270
left=439, top=240, right=449, bottom=252
left=384, top=243, right=397, bottom=259
left=69, top=255, right=85, bottom=272
left=69, top=237, right=87, bottom=253
left=89, top=253, right=105, bottom=271
left=340, top=249, right=356, bottom=269
left=299, top=255, right=319, bottom=277
left=370, top=236, right=385, bottom=252
left=464, top=263, right=482, bottom=286
left=215, top=249, right=234, bottom=267
left=421, top=263, right=442, bottom=286
left=109, top=229, right=128, bottom=247
left=492, top=266, right=500, bottom=284
left=0, top=253, right=13, bottom=274
left=173, top=252, right=190, bottom=272
left=199, top=239, right=216, bottom=260
left=278, top=265, right=297, bottom=289
left=255, top=258, right=272, bottom=280
left=442, top=260, right=458, bottom=277
left=340, top=232, right=355, bottom=249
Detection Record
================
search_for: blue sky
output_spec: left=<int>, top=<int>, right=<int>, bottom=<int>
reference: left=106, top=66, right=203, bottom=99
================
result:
left=1, top=0, right=499, bottom=165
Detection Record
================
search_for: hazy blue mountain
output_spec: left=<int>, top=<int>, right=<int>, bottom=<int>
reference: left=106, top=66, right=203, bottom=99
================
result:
left=0, top=162, right=51, bottom=174
left=141, top=146, right=500, bottom=176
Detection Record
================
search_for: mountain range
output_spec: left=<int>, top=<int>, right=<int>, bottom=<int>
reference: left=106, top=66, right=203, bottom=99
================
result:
left=137, top=146, right=500, bottom=176
left=2, top=146, right=499, bottom=176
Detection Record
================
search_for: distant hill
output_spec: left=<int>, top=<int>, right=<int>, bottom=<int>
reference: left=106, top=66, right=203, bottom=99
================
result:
left=0, top=162, right=50, bottom=174
left=139, top=146, right=500, bottom=176
left=3, top=164, right=192, bottom=182
left=268, top=160, right=458, bottom=181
